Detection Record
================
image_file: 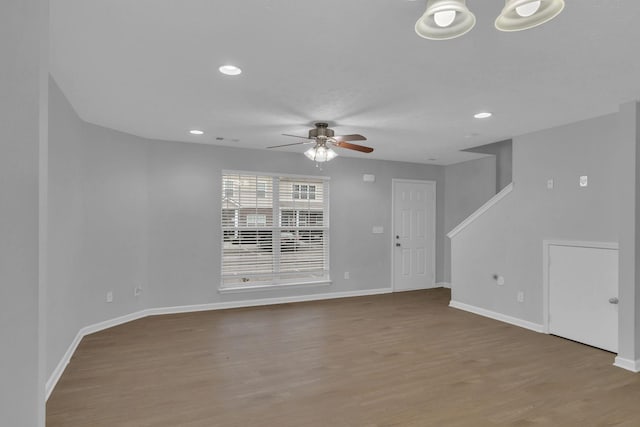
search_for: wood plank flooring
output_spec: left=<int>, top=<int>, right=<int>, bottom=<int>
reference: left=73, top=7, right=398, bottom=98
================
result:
left=47, top=289, right=640, bottom=426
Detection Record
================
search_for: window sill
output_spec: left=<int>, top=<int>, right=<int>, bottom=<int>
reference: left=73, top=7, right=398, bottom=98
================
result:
left=218, top=280, right=332, bottom=294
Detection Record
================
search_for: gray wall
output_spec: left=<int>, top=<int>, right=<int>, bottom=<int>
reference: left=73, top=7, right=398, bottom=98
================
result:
left=464, top=139, right=513, bottom=192
left=443, top=156, right=496, bottom=284
left=47, top=80, right=149, bottom=378
left=146, top=141, right=447, bottom=306
left=47, top=78, right=85, bottom=379
left=450, top=113, right=621, bottom=324
left=0, top=0, right=46, bottom=425
left=617, top=101, right=640, bottom=363
left=48, top=79, right=457, bottom=382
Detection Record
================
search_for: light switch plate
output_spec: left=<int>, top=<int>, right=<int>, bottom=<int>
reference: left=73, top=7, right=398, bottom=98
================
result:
left=547, top=179, right=554, bottom=189
left=580, top=176, right=588, bottom=187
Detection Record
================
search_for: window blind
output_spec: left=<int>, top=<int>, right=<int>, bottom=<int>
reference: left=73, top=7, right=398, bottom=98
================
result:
left=221, top=173, right=329, bottom=288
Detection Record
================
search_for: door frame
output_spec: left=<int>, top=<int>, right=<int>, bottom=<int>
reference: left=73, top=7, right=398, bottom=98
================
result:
left=542, top=239, right=618, bottom=334
left=391, top=179, right=437, bottom=292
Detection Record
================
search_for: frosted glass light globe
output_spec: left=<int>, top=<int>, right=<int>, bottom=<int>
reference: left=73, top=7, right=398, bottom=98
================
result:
left=434, top=10, right=456, bottom=27
left=515, top=0, right=541, bottom=17
left=304, top=146, right=338, bottom=162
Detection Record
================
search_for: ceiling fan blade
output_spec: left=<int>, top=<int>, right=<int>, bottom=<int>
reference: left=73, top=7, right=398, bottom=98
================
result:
left=332, top=134, right=366, bottom=142
left=267, top=141, right=314, bottom=149
left=282, top=133, right=312, bottom=140
left=334, top=141, right=374, bottom=153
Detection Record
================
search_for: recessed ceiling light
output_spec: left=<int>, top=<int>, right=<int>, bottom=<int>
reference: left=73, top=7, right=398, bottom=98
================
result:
left=219, top=65, right=242, bottom=76
left=189, top=130, right=204, bottom=135
left=474, top=112, right=492, bottom=119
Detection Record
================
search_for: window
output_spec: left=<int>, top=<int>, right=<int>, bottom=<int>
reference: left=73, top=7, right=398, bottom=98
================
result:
left=221, top=172, right=329, bottom=289
left=246, top=214, right=266, bottom=227
left=292, top=184, right=316, bottom=200
left=256, top=182, right=267, bottom=198
left=223, top=180, right=235, bottom=198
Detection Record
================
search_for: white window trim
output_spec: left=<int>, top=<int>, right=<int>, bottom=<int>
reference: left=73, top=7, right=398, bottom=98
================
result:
left=222, top=169, right=331, bottom=181
left=218, top=280, right=333, bottom=294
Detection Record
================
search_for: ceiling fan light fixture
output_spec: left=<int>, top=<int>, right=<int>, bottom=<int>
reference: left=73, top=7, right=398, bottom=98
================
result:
left=495, top=0, right=564, bottom=32
left=415, top=0, right=476, bottom=40
left=434, top=10, right=457, bottom=27
left=515, top=0, right=541, bottom=17
left=304, top=145, right=338, bottom=162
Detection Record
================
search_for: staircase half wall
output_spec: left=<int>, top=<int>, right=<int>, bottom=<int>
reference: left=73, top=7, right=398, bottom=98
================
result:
left=448, top=112, right=621, bottom=330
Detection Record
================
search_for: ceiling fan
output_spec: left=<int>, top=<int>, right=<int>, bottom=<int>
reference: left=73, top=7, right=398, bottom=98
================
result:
left=267, top=122, right=373, bottom=162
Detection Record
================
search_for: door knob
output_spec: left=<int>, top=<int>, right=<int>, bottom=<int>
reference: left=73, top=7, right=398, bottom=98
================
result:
left=395, top=243, right=401, bottom=247
left=609, top=297, right=619, bottom=304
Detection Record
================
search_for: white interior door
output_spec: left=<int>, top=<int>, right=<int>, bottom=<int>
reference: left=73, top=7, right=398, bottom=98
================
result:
left=549, top=244, right=618, bottom=352
left=392, top=180, right=436, bottom=291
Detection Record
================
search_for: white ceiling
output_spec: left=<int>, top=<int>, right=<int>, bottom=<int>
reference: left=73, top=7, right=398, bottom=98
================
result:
left=50, top=0, right=640, bottom=165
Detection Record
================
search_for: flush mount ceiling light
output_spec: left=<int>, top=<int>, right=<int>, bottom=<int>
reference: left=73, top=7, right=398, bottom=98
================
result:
left=218, top=65, right=242, bottom=76
left=474, top=112, right=492, bottom=119
left=189, top=129, right=204, bottom=135
left=304, top=143, right=338, bottom=163
left=495, top=0, right=565, bottom=31
left=415, top=0, right=564, bottom=40
left=415, top=0, right=476, bottom=40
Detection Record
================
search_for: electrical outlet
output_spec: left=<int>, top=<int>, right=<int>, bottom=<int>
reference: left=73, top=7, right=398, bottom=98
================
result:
left=344, top=272, right=350, bottom=280
left=547, top=179, right=554, bottom=189
left=134, top=286, right=142, bottom=297
left=106, top=291, right=113, bottom=303
left=579, top=175, right=588, bottom=187
left=517, top=291, right=524, bottom=303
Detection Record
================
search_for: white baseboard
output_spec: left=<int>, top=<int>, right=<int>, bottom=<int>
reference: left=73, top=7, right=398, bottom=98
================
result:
left=46, top=287, right=393, bottom=400
left=46, top=329, right=82, bottom=401
left=437, top=282, right=451, bottom=289
left=46, top=310, right=149, bottom=401
left=146, top=287, right=393, bottom=316
left=82, top=310, right=149, bottom=336
left=613, top=356, right=640, bottom=373
left=449, top=300, right=544, bottom=333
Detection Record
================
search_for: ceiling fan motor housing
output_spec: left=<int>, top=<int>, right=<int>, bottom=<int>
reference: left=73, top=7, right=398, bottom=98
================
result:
left=309, top=122, right=334, bottom=139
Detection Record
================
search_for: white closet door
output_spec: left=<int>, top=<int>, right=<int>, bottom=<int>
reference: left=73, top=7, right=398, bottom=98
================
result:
left=549, top=245, right=618, bottom=352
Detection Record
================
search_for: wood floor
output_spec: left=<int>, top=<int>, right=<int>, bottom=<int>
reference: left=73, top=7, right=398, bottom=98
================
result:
left=47, top=288, right=640, bottom=426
